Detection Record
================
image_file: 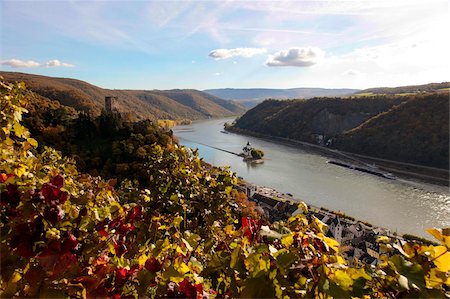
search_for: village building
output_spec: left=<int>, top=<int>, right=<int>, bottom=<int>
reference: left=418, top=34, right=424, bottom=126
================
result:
left=237, top=181, right=405, bottom=266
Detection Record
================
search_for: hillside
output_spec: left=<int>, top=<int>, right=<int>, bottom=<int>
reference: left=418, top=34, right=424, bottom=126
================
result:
left=231, top=92, right=449, bottom=168
left=232, top=96, right=403, bottom=141
left=335, top=93, right=449, bottom=168
left=0, top=72, right=245, bottom=120
left=355, top=82, right=450, bottom=95
left=204, top=87, right=359, bottom=108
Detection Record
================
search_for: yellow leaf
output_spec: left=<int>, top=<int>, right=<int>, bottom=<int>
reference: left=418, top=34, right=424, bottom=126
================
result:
left=312, top=216, right=327, bottom=233
left=433, top=249, right=450, bottom=272
left=298, top=202, right=308, bottom=213
left=2, top=270, right=22, bottom=297
left=230, top=245, right=241, bottom=268
left=347, top=268, right=372, bottom=281
left=13, top=122, right=25, bottom=137
left=176, top=244, right=188, bottom=256
left=320, top=234, right=340, bottom=253
left=27, top=137, right=38, bottom=147
left=107, top=240, right=116, bottom=255
left=427, top=228, right=450, bottom=248
left=425, top=268, right=449, bottom=288
left=138, top=254, right=148, bottom=267
left=4, top=137, right=13, bottom=146
left=13, top=111, right=22, bottom=122
left=281, top=234, right=294, bottom=247
left=173, top=215, right=183, bottom=228
left=14, top=164, right=27, bottom=177
left=188, top=258, right=203, bottom=273
left=259, top=256, right=270, bottom=273
left=376, top=236, right=390, bottom=244
left=175, top=260, right=190, bottom=275
left=332, top=269, right=353, bottom=290
left=224, top=224, right=234, bottom=235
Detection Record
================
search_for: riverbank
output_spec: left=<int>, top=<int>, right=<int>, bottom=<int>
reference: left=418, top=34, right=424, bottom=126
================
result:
left=226, top=126, right=449, bottom=186
left=235, top=181, right=437, bottom=265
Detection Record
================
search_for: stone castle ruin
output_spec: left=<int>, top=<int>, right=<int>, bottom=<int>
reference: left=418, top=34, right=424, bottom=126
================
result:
left=104, top=96, right=118, bottom=113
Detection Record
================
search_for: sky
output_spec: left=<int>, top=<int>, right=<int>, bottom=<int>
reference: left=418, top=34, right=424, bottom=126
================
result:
left=1, top=0, right=449, bottom=90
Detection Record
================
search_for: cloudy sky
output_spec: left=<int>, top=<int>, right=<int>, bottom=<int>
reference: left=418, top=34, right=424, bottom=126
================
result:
left=1, top=0, right=449, bottom=90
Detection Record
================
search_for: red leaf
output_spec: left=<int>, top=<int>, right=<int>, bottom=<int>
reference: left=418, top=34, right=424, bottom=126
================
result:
left=144, top=257, right=161, bottom=272
left=115, top=267, right=131, bottom=287
left=127, top=206, right=143, bottom=221
left=98, top=229, right=109, bottom=238
left=61, top=231, right=79, bottom=253
left=179, top=279, right=197, bottom=299
left=52, top=175, right=64, bottom=189
left=37, top=241, right=77, bottom=277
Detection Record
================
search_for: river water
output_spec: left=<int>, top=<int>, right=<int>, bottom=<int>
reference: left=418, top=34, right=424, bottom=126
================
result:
left=174, top=117, right=450, bottom=238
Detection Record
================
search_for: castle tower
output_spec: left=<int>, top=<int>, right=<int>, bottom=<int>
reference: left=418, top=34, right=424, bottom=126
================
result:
left=105, top=96, right=113, bottom=113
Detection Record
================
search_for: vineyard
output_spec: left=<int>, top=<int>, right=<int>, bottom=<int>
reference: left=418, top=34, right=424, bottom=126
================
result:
left=1, top=80, right=449, bottom=298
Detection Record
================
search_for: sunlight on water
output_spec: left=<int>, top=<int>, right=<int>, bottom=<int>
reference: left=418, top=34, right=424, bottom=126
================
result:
left=175, top=118, right=450, bottom=239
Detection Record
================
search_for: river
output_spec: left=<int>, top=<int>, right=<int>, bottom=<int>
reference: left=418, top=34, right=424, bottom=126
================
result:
left=174, top=117, right=450, bottom=238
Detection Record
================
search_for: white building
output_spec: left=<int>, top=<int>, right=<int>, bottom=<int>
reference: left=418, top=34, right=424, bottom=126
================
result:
left=242, top=141, right=253, bottom=158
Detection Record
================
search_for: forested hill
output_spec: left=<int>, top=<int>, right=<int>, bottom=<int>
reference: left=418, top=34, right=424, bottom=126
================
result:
left=335, top=94, right=449, bottom=167
left=231, top=92, right=449, bottom=168
left=0, top=72, right=246, bottom=120
left=354, top=82, right=450, bottom=95
left=204, top=87, right=360, bottom=108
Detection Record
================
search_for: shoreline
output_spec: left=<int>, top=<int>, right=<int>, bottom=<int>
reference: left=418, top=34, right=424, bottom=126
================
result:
left=236, top=182, right=437, bottom=264
left=225, top=126, right=449, bottom=186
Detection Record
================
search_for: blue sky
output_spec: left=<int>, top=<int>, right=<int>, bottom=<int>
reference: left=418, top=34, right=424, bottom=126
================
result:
left=1, top=0, right=449, bottom=90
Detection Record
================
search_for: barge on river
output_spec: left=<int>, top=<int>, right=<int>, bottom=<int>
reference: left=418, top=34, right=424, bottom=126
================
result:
left=327, top=160, right=396, bottom=180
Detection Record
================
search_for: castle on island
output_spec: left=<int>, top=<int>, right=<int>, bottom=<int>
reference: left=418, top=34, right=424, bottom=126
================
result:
left=242, top=141, right=253, bottom=159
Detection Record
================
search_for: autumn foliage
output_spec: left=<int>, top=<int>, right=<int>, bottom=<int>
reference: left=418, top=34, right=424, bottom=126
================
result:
left=1, top=80, right=449, bottom=298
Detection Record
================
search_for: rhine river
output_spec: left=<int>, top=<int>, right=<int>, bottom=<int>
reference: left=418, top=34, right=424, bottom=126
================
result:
left=174, top=117, right=450, bottom=238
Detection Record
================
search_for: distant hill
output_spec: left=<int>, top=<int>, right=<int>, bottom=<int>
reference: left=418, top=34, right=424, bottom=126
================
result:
left=203, top=88, right=360, bottom=108
left=231, top=92, right=449, bottom=168
left=0, top=72, right=246, bottom=120
left=354, top=82, right=450, bottom=95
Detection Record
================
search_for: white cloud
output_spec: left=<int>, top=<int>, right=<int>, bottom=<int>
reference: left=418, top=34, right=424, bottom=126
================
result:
left=0, top=59, right=41, bottom=68
left=214, top=72, right=221, bottom=76
left=0, top=58, right=74, bottom=68
left=209, top=47, right=266, bottom=60
left=44, top=59, right=74, bottom=67
left=266, top=47, right=324, bottom=67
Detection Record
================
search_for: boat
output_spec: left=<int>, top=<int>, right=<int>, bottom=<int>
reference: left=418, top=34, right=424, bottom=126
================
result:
left=327, top=160, right=396, bottom=180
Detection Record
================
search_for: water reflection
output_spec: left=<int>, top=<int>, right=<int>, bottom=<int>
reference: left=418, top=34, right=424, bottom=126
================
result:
left=245, top=160, right=264, bottom=170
